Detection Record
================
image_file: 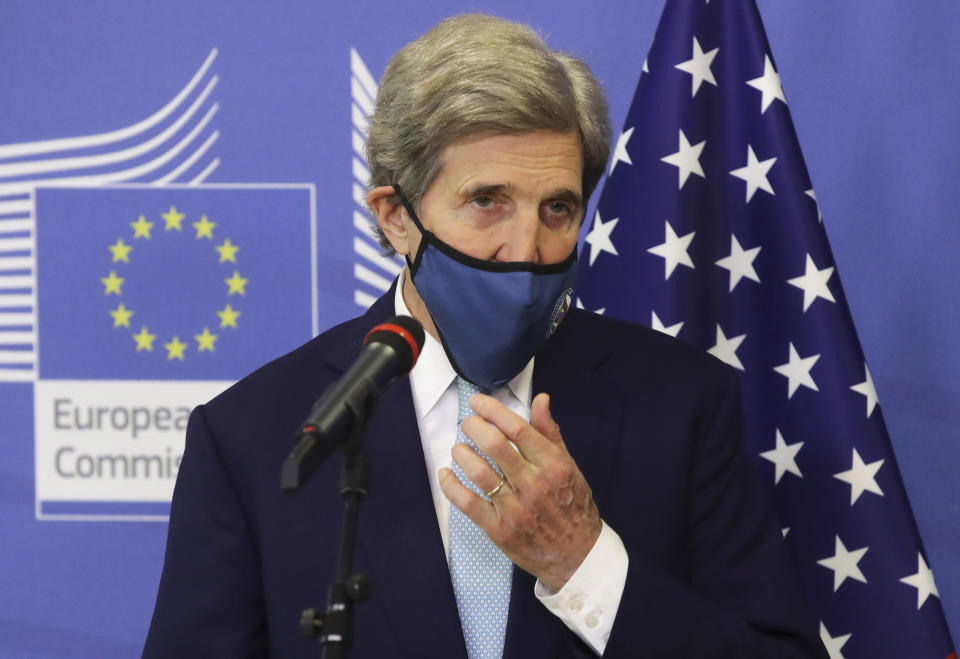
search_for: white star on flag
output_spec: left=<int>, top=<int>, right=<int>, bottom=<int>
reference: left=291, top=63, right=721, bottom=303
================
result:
left=674, top=36, right=719, bottom=97
left=746, top=54, right=787, bottom=113
left=850, top=363, right=879, bottom=417
left=650, top=311, right=683, bottom=338
left=660, top=129, right=706, bottom=189
left=584, top=211, right=619, bottom=266
left=834, top=448, right=884, bottom=505
left=647, top=221, right=695, bottom=279
left=805, top=188, right=822, bottom=223
left=609, top=127, right=634, bottom=175
left=900, top=553, right=940, bottom=610
left=819, top=622, right=851, bottom=659
left=817, top=536, right=869, bottom=592
left=729, top=144, right=776, bottom=203
left=759, top=429, right=803, bottom=484
left=575, top=298, right=605, bottom=316
left=715, top=234, right=761, bottom=291
left=773, top=342, right=820, bottom=399
left=707, top=324, right=746, bottom=370
left=787, top=253, right=835, bottom=312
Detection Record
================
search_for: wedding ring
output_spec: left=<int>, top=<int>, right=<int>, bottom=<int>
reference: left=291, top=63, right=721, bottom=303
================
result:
left=485, top=478, right=506, bottom=498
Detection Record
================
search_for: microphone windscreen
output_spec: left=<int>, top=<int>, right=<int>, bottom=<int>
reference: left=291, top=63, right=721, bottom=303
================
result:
left=363, top=315, right=425, bottom=372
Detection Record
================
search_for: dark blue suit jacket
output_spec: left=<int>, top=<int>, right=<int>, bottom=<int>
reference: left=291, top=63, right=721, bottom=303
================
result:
left=144, top=287, right=826, bottom=658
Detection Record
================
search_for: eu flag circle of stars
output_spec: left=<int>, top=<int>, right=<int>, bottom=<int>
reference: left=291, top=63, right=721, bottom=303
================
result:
left=101, top=205, right=246, bottom=361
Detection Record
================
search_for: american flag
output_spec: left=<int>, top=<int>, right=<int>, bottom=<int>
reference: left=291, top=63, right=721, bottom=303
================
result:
left=575, top=1, right=957, bottom=657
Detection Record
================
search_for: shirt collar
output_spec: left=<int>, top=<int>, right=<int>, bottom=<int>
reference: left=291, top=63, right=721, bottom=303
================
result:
left=393, top=270, right=534, bottom=419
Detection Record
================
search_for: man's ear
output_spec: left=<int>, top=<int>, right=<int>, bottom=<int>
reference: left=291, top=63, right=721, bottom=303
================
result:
left=367, top=186, right=410, bottom=256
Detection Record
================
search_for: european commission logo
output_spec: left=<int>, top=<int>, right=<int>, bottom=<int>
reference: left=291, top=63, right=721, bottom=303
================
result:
left=32, top=186, right=316, bottom=520
left=0, top=50, right=317, bottom=521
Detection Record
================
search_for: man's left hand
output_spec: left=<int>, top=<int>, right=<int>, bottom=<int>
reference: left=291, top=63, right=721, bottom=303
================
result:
left=439, top=392, right=603, bottom=592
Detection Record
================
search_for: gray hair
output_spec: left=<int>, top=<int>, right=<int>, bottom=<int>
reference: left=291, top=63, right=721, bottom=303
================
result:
left=365, top=13, right=611, bottom=254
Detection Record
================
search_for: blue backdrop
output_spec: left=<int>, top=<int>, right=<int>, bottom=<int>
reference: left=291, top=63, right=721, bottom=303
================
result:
left=0, top=1, right=956, bottom=655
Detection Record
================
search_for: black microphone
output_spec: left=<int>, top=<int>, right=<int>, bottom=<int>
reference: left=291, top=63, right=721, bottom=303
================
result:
left=281, top=315, right=425, bottom=492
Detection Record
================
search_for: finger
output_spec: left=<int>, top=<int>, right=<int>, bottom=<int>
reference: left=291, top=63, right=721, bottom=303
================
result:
left=469, top=394, right=555, bottom=466
left=438, top=467, right=498, bottom=528
left=530, top=393, right=564, bottom=445
left=461, top=415, right=541, bottom=498
left=461, top=415, right=528, bottom=479
left=451, top=442, right=504, bottom=498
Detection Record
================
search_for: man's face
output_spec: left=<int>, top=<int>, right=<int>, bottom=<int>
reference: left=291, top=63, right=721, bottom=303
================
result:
left=407, top=130, right=584, bottom=265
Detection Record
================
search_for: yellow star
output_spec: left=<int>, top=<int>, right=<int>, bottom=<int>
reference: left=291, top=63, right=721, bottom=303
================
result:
left=161, top=205, right=185, bottom=231
left=101, top=270, right=124, bottom=295
left=195, top=327, right=219, bottom=352
left=109, top=303, right=134, bottom=328
left=130, top=214, right=154, bottom=239
left=225, top=271, right=248, bottom=295
left=215, top=238, right=240, bottom=263
left=132, top=327, right=156, bottom=352
left=164, top=335, right=188, bottom=361
left=108, top=238, right=132, bottom=263
left=193, top=214, right=216, bottom=239
left=217, top=303, right=241, bottom=329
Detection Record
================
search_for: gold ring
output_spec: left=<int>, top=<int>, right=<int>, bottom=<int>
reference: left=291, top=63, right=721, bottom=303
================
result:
left=485, top=478, right=506, bottom=498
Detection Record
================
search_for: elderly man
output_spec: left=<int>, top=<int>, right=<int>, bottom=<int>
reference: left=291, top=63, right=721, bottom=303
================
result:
left=144, top=14, right=825, bottom=659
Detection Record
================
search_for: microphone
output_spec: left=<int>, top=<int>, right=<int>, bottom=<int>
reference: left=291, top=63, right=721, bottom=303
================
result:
left=280, top=315, right=425, bottom=492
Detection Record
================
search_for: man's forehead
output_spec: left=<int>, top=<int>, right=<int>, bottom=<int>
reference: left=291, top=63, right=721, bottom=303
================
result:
left=435, top=130, right=584, bottom=194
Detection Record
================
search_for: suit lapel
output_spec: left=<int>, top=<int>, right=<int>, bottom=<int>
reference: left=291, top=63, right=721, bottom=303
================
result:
left=503, top=311, right=625, bottom=658
left=322, top=288, right=468, bottom=657
left=532, top=312, right=626, bottom=511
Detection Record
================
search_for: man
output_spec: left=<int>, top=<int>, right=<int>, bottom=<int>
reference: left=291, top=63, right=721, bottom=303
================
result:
left=144, top=14, right=826, bottom=658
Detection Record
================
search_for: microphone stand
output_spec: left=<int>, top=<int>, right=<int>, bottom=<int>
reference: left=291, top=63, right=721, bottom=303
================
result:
left=283, top=315, right=424, bottom=658
left=285, top=384, right=378, bottom=658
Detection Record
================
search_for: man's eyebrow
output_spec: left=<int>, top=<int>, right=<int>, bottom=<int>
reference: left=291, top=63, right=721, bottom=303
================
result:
left=459, top=183, right=583, bottom=208
left=459, top=183, right=513, bottom=199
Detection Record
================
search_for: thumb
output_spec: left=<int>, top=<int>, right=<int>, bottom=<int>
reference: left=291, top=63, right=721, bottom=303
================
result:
left=530, top=393, right=563, bottom=444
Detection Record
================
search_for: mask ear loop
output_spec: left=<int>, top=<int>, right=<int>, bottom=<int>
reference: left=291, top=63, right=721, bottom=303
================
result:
left=392, top=184, right=431, bottom=276
left=392, top=183, right=481, bottom=386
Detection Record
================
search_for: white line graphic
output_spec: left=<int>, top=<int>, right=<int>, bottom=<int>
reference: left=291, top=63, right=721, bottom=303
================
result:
left=0, top=220, right=33, bottom=232
left=353, top=236, right=402, bottom=277
left=0, top=332, right=34, bottom=344
left=0, top=77, right=219, bottom=180
left=0, top=276, right=33, bottom=289
left=0, top=258, right=33, bottom=272
left=0, top=49, right=218, bottom=160
left=350, top=48, right=403, bottom=309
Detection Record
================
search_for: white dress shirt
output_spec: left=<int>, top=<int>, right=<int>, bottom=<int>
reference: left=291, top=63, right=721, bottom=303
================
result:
left=394, top=273, right=628, bottom=654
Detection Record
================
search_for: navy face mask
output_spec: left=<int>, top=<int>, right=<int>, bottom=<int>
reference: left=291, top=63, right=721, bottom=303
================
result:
left=394, top=185, right=577, bottom=390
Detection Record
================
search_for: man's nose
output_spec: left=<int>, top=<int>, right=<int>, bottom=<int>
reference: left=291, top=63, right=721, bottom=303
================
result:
left=497, top=211, right=540, bottom=263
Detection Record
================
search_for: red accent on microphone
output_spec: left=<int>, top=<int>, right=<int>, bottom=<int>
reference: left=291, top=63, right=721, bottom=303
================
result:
left=364, top=322, right=421, bottom=366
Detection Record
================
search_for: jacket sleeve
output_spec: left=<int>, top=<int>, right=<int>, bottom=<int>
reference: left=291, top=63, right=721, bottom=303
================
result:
left=142, top=404, right=268, bottom=658
left=601, top=369, right=828, bottom=658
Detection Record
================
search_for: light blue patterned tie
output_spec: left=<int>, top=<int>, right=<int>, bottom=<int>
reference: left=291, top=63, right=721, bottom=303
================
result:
left=449, top=376, right=513, bottom=659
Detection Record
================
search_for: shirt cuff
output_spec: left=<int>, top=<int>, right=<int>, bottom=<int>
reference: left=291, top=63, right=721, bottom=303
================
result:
left=534, top=520, right=628, bottom=655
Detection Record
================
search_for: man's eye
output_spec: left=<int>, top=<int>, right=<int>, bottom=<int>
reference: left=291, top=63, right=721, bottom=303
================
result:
left=548, top=201, right=571, bottom=214
left=473, top=195, right=493, bottom=208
